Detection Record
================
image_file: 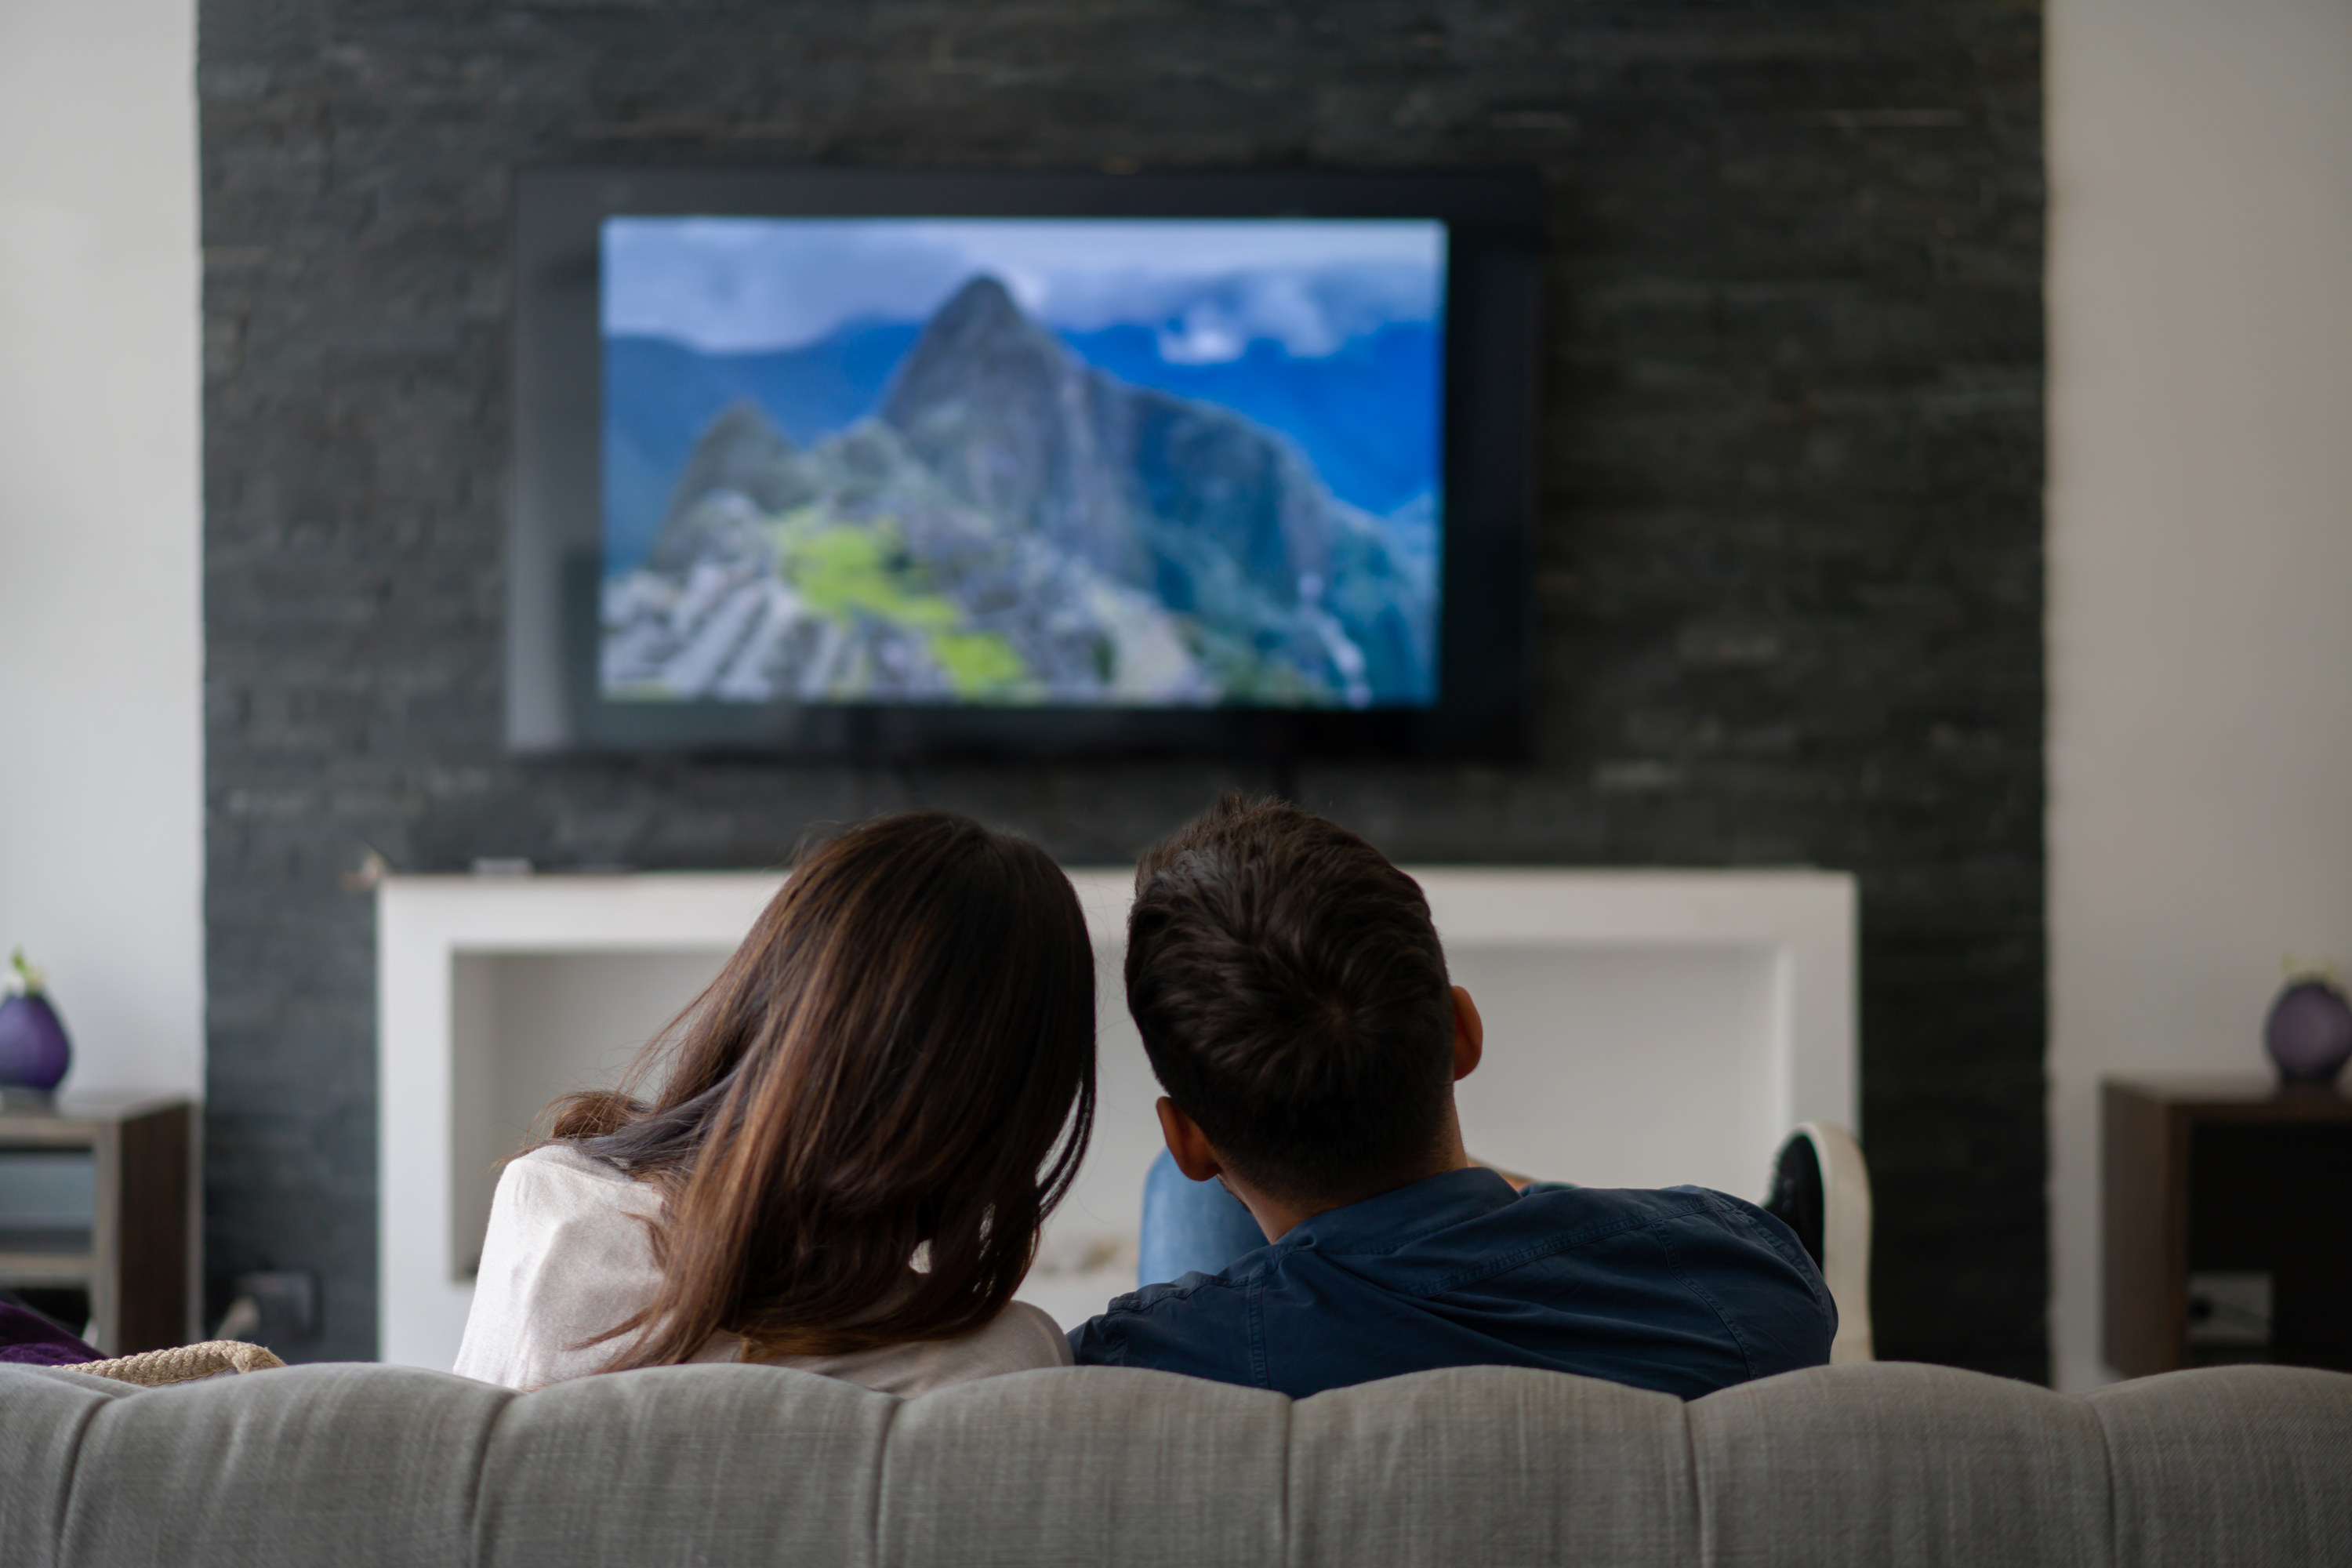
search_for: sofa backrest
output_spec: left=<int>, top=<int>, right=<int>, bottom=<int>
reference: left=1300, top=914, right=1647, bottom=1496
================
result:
left=3, top=1359, right=2346, bottom=1567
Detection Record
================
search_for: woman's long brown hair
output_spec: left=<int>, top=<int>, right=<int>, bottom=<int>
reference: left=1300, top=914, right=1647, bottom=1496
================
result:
left=543, top=811, right=1095, bottom=1367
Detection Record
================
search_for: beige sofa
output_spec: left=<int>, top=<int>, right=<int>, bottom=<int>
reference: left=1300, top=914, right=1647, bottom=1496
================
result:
left=4, top=1358, right=2347, bottom=1566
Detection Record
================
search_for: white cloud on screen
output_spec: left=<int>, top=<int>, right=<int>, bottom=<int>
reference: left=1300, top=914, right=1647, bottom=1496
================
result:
left=602, top=217, right=1445, bottom=359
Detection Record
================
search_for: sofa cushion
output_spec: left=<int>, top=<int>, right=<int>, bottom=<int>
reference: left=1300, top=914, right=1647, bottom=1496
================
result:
left=2087, top=1365, right=2352, bottom=1567
left=1686, top=1362, right=2111, bottom=1567
left=49, top=1363, right=510, bottom=1568
left=1288, top=1363, right=1697, bottom=1568
left=878, top=1366, right=1287, bottom=1568
left=0, top=1367, right=139, bottom=1568
left=474, top=1361, right=892, bottom=1568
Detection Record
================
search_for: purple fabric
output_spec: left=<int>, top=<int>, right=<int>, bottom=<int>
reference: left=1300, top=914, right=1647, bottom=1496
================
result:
left=0, top=1300, right=98, bottom=1365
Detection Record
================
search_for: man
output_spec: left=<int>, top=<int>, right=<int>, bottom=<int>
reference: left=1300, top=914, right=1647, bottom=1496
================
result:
left=1069, top=795, right=1836, bottom=1399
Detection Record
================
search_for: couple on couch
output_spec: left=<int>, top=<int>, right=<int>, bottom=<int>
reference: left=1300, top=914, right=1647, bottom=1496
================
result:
left=456, top=797, right=1835, bottom=1399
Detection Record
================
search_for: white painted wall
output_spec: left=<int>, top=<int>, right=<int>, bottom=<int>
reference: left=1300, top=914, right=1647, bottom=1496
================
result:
left=0, top=0, right=203, bottom=1097
left=2048, top=0, right=2352, bottom=1390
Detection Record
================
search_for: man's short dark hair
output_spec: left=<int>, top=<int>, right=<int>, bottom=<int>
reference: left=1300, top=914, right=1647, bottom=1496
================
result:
left=1125, top=794, right=1456, bottom=1206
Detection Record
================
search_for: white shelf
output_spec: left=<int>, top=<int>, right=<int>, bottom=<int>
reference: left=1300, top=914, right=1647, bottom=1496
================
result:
left=379, top=866, right=1856, bottom=1371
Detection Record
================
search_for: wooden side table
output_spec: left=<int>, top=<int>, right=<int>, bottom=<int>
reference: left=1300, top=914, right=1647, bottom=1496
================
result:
left=0, top=1093, right=194, bottom=1356
left=2103, top=1074, right=2352, bottom=1378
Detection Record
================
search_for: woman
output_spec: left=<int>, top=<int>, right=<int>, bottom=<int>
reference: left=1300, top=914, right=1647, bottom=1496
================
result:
left=454, top=811, right=1095, bottom=1394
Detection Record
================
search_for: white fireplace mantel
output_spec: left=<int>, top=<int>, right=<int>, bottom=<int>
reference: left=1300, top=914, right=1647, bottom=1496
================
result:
left=379, top=866, right=1855, bottom=1370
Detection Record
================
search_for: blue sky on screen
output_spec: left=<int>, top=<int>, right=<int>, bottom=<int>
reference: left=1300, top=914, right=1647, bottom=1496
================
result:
left=601, top=217, right=1445, bottom=363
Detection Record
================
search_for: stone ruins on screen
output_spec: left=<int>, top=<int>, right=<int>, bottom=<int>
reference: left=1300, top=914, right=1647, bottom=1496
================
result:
left=601, top=276, right=1437, bottom=709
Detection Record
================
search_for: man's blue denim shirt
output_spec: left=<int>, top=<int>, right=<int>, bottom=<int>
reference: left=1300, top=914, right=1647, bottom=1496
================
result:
left=1068, top=1167, right=1835, bottom=1399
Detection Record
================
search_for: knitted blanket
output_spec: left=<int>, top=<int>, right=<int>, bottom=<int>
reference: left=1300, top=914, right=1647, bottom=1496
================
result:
left=64, top=1340, right=286, bottom=1385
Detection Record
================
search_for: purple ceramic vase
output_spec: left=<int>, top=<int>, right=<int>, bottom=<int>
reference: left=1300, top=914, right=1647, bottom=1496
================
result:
left=2264, top=977, right=2352, bottom=1086
left=0, top=950, right=71, bottom=1094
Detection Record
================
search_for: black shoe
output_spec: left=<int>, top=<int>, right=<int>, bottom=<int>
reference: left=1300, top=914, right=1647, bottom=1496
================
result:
left=1766, top=1132, right=1827, bottom=1266
left=1765, top=1122, right=1874, bottom=1363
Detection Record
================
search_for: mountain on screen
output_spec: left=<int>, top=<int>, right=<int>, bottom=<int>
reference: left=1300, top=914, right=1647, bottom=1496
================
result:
left=1056, top=322, right=1439, bottom=517
left=603, top=324, right=924, bottom=568
left=601, top=275, right=1435, bottom=710
left=604, top=310, right=1440, bottom=572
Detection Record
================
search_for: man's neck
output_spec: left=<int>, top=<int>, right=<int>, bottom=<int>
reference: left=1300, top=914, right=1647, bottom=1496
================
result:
left=1227, top=1120, right=1475, bottom=1243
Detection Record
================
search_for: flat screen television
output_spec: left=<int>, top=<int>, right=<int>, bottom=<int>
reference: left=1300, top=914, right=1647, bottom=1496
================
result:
left=510, top=167, right=1538, bottom=758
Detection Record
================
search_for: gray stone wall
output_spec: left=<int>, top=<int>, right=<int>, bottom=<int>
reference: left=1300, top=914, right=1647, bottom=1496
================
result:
left=201, top=1, right=2045, bottom=1375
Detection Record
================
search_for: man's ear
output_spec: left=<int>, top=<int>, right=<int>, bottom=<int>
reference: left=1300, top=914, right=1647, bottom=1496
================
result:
left=1450, top=985, right=1485, bottom=1082
left=1156, top=1097, right=1225, bottom=1183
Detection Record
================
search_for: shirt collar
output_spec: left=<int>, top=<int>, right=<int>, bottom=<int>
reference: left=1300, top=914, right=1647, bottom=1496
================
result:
left=1273, top=1166, right=1521, bottom=1257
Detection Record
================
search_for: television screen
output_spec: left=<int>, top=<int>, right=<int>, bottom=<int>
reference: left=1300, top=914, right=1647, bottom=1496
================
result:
left=597, top=218, right=1446, bottom=712
left=510, top=169, right=1536, bottom=758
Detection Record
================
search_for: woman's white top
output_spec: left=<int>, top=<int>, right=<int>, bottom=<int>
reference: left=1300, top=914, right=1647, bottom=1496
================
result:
left=453, top=1142, right=1073, bottom=1393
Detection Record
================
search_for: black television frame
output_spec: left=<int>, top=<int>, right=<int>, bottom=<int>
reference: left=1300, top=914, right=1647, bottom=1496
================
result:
left=509, top=166, right=1539, bottom=760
